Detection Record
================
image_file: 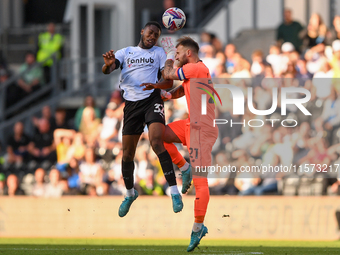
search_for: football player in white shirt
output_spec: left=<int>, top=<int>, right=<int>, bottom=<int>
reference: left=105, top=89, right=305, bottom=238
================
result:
left=102, top=21, right=183, bottom=217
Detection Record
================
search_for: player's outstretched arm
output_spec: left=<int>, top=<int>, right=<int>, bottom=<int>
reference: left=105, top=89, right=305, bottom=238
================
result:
left=159, top=85, right=184, bottom=101
left=102, top=50, right=117, bottom=74
left=162, top=59, right=180, bottom=80
left=140, top=78, right=173, bottom=91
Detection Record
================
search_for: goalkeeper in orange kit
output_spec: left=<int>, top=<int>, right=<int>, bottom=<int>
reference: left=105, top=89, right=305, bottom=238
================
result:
left=141, top=36, right=218, bottom=252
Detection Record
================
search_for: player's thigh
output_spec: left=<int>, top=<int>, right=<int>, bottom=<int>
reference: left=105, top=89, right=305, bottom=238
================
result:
left=200, top=127, right=218, bottom=166
left=148, top=122, right=165, bottom=141
left=122, top=100, right=145, bottom=136
left=121, top=100, right=145, bottom=161
left=166, top=119, right=188, bottom=145
left=145, top=89, right=165, bottom=127
left=163, top=125, right=182, bottom=144
left=191, top=126, right=218, bottom=177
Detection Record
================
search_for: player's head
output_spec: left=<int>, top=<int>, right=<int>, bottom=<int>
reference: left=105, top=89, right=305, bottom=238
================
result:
left=175, top=36, right=199, bottom=67
left=140, top=21, right=162, bottom=49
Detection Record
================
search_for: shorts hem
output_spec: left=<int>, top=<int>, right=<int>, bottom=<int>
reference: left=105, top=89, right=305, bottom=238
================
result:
left=147, top=120, right=165, bottom=127
left=122, top=131, right=143, bottom=136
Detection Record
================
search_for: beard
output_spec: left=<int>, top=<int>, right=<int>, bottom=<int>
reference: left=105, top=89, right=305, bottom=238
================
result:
left=140, top=34, right=153, bottom=49
left=176, top=57, right=188, bottom=67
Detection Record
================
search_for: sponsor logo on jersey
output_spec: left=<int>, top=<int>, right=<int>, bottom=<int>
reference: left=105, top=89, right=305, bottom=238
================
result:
left=127, top=57, right=154, bottom=66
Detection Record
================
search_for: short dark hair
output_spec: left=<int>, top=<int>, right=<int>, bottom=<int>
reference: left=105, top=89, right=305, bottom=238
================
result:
left=176, top=36, right=199, bottom=54
left=144, top=21, right=162, bottom=32
left=25, top=50, right=35, bottom=57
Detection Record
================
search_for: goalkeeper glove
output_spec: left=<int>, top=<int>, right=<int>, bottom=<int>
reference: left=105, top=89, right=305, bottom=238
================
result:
left=160, top=37, right=176, bottom=61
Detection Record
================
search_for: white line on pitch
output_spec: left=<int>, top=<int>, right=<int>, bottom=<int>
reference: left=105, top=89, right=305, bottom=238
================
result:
left=0, top=248, right=264, bottom=254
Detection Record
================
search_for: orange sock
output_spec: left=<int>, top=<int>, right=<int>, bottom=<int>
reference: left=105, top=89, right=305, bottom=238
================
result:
left=164, top=142, right=187, bottom=168
left=193, top=178, right=210, bottom=220
left=195, top=215, right=205, bottom=223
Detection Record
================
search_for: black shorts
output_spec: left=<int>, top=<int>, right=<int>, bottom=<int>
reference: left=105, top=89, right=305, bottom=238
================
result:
left=122, top=89, right=165, bottom=135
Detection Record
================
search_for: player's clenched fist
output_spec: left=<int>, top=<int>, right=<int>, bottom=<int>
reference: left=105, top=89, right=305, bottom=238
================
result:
left=160, top=89, right=172, bottom=101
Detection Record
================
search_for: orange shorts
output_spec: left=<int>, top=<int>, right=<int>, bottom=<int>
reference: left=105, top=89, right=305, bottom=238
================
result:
left=168, top=119, right=190, bottom=146
left=167, top=119, right=218, bottom=177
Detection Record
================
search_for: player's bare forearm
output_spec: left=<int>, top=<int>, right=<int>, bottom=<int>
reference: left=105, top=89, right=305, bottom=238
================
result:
left=140, top=79, right=173, bottom=91
left=155, top=79, right=173, bottom=89
left=169, top=85, right=185, bottom=99
left=162, top=59, right=179, bottom=80
left=102, top=63, right=116, bottom=74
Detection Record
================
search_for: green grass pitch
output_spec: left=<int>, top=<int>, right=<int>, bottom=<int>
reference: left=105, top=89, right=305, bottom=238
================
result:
left=0, top=238, right=339, bottom=254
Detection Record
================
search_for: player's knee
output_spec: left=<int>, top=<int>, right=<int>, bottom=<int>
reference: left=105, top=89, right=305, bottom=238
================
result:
left=122, top=150, right=134, bottom=162
left=150, top=138, right=164, bottom=155
left=122, top=155, right=134, bottom=162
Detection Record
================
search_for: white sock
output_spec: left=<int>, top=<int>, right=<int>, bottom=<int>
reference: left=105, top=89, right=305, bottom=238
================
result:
left=192, top=222, right=203, bottom=232
left=126, top=188, right=135, bottom=197
left=179, top=162, right=190, bottom=172
left=170, top=185, right=180, bottom=195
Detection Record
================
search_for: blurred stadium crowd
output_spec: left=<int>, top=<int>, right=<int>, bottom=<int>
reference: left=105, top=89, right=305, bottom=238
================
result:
left=1, top=9, right=340, bottom=197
